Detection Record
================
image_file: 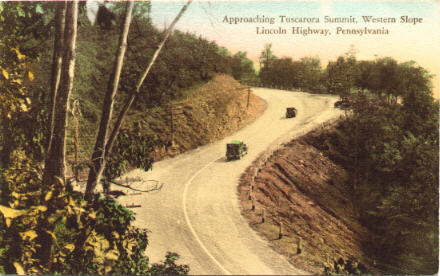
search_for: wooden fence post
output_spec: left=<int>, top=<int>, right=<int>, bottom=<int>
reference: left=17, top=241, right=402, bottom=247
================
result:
left=278, top=221, right=283, bottom=239
left=297, top=237, right=302, bottom=254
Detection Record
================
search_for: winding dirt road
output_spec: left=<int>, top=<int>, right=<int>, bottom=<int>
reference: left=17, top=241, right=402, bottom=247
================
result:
left=118, top=88, right=342, bottom=274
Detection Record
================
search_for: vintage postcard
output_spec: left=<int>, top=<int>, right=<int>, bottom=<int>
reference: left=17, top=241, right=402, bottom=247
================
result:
left=0, top=0, right=438, bottom=275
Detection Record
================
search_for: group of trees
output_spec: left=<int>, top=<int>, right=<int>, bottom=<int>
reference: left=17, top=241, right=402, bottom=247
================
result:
left=326, top=55, right=428, bottom=102
left=255, top=44, right=437, bottom=105
left=257, top=44, right=326, bottom=93
left=255, top=42, right=438, bottom=275
left=0, top=1, right=218, bottom=274
left=120, top=27, right=256, bottom=109
left=326, top=92, right=438, bottom=274
left=293, top=50, right=438, bottom=273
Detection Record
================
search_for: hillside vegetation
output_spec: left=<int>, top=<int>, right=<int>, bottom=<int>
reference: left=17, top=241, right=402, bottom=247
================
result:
left=0, top=2, right=260, bottom=274
left=241, top=45, right=439, bottom=274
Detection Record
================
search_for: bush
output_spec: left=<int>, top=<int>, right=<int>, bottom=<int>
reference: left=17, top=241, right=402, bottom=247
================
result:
left=0, top=149, right=189, bottom=275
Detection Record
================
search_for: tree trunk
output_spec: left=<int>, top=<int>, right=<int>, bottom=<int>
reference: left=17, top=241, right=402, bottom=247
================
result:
left=84, top=0, right=193, bottom=198
left=46, top=1, right=66, bottom=154
left=85, top=1, right=135, bottom=200
left=43, top=0, right=78, bottom=188
left=105, top=0, right=192, bottom=162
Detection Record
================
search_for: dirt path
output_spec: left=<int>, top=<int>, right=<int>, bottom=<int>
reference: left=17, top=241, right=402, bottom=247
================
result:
left=117, top=88, right=342, bottom=274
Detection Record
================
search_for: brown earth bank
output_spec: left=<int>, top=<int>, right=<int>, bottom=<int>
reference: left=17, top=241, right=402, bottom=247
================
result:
left=68, top=74, right=266, bottom=182
left=126, top=74, right=267, bottom=161
left=239, top=122, right=379, bottom=275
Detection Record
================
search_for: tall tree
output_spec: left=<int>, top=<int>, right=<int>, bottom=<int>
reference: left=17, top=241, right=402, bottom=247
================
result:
left=326, top=56, right=358, bottom=96
left=85, top=0, right=193, bottom=199
left=46, top=1, right=66, bottom=155
left=259, top=43, right=275, bottom=70
left=85, top=1, right=135, bottom=200
left=42, top=0, right=78, bottom=187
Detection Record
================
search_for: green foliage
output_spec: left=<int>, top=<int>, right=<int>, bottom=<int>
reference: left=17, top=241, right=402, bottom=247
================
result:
left=258, top=48, right=436, bottom=102
left=105, top=129, right=162, bottom=180
left=324, top=258, right=368, bottom=275
left=231, top=51, right=256, bottom=82
left=259, top=54, right=325, bottom=93
left=57, top=195, right=150, bottom=275
left=149, top=252, right=190, bottom=275
left=0, top=45, right=45, bottom=195
left=320, top=87, right=438, bottom=273
left=0, top=2, right=54, bottom=59
left=0, top=149, right=189, bottom=275
left=326, top=56, right=359, bottom=96
left=94, top=196, right=135, bottom=235
left=120, top=25, right=255, bottom=109
left=259, top=43, right=276, bottom=70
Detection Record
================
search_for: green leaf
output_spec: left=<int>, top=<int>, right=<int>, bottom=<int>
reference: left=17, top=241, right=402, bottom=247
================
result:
left=17, top=7, right=25, bottom=17
left=35, top=4, right=44, bottom=14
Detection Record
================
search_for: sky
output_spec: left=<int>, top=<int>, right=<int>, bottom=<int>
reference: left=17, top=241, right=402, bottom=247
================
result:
left=149, top=0, right=440, bottom=97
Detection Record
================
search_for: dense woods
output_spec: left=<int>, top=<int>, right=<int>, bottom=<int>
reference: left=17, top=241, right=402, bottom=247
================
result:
left=329, top=68, right=438, bottom=274
left=259, top=47, right=439, bottom=273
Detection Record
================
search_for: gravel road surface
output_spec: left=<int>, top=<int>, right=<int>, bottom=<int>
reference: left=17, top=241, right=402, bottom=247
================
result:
left=118, top=88, right=343, bottom=275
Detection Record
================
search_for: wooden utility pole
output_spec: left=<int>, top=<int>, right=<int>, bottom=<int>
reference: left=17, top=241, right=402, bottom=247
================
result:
left=246, top=86, right=251, bottom=109
left=166, top=102, right=184, bottom=147
left=236, top=86, right=251, bottom=110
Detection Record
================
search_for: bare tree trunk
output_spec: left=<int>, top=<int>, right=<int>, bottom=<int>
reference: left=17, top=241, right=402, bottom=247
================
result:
left=43, top=0, right=78, bottom=187
left=46, top=1, right=66, bottom=154
left=105, top=0, right=192, bottom=161
left=85, top=1, right=135, bottom=199
left=39, top=1, right=78, bottom=268
left=84, top=0, right=193, bottom=199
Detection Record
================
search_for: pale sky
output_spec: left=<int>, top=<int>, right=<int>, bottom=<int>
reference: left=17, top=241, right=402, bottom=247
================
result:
left=150, top=1, right=440, bottom=97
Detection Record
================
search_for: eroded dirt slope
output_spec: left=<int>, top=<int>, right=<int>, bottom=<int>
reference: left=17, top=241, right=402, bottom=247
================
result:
left=239, top=123, right=377, bottom=274
left=128, top=74, right=266, bottom=160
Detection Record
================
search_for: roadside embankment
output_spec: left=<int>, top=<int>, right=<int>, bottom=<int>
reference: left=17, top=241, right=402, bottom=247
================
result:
left=238, top=121, right=377, bottom=274
left=127, top=74, right=267, bottom=161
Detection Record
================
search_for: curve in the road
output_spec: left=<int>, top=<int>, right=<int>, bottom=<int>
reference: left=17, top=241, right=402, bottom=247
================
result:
left=182, top=155, right=231, bottom=275
left=117, top=88, right=343, bottom=275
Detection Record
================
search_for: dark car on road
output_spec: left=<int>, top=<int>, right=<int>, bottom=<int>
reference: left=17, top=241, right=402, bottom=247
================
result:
left=334, top=97, right=351, bottom=109
left=286, top=107, right=297, bottom=118
left=226, top=140, right=248, bottom=160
